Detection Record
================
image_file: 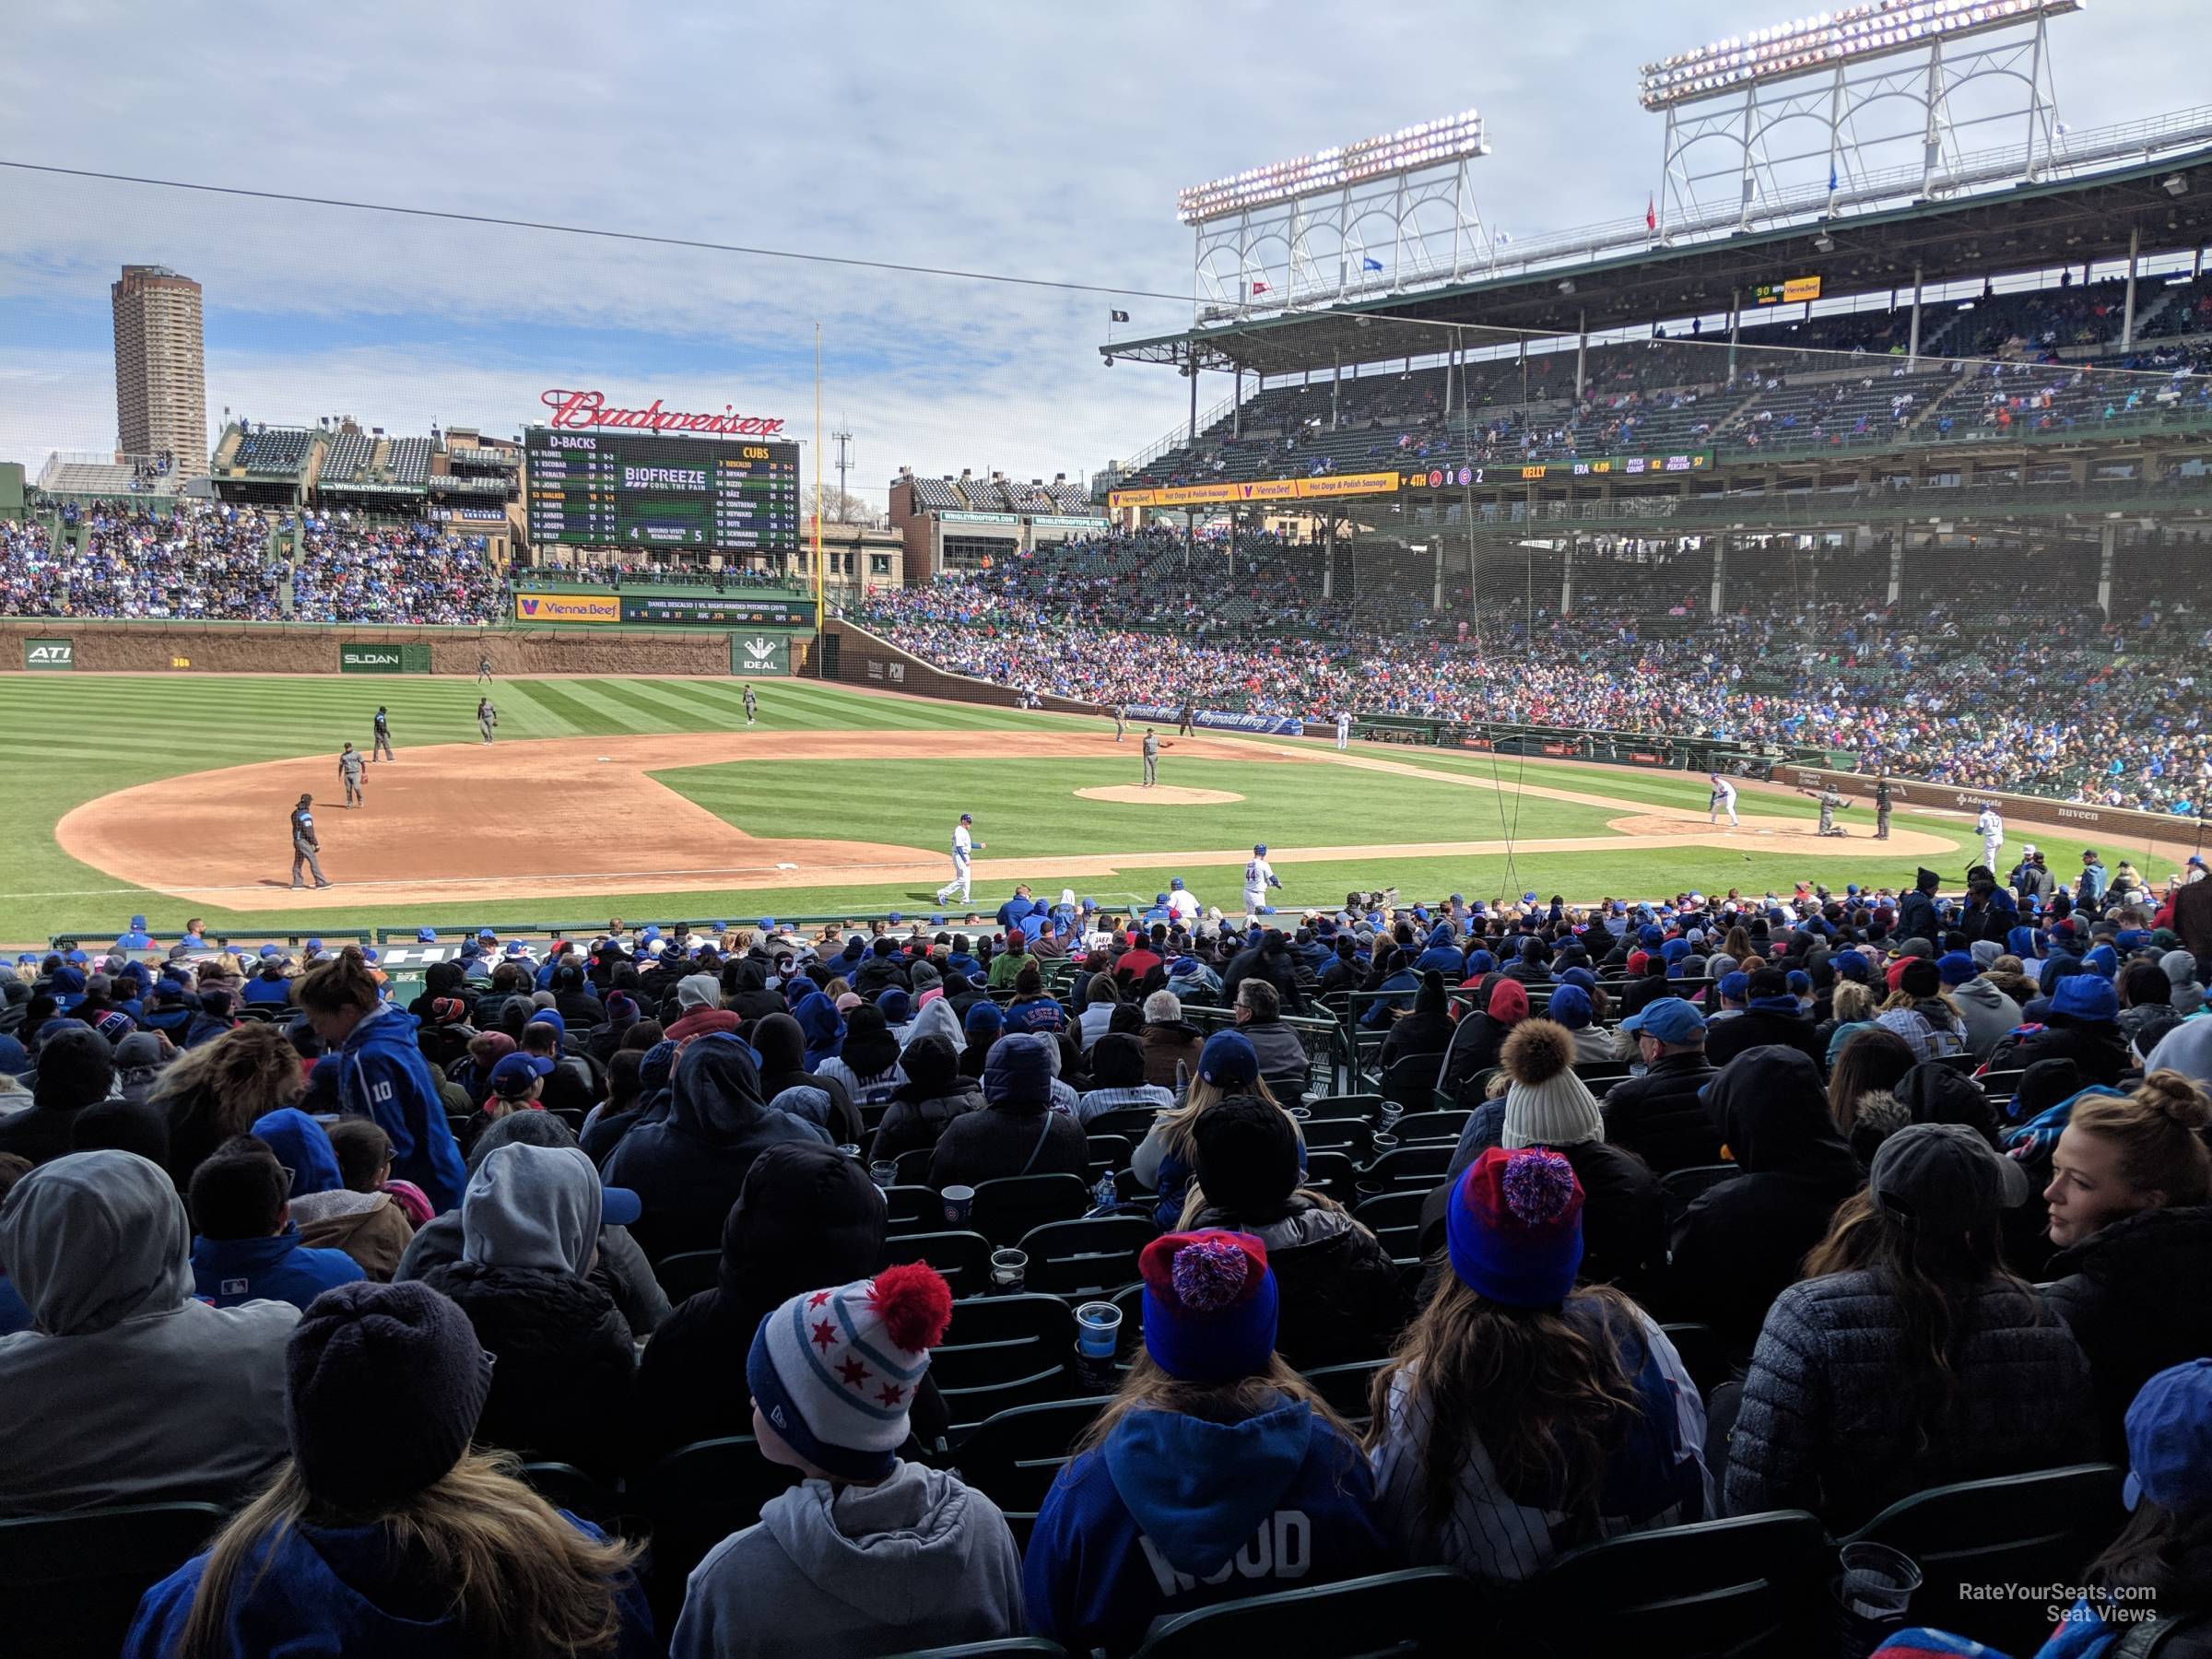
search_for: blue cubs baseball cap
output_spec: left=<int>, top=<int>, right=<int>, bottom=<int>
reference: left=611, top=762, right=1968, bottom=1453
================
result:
left=1171, top=878, right=1185, bottom=889
left=2124, top=1359, right=2212, bottom=1512
left=360, top=948, right=380, bottom=965
left=488, top=1052, right=554, bottom=1096
left=959, top=813, right=972, bottom=822
left=1717, top=971, right=1750, bottom=1002
left=930, top=915, right=946, bottom=926
left=417, top=927, right=437, bottom=944
left=259, top=944, right=281, bottom=959
left=759, top=918, right=776, bottom=931
left=1253, top=844, right=1266, bottom=855
left=478, top=928, right=498, bottom=941
left=1621, top=998, right=1708, bottom=1043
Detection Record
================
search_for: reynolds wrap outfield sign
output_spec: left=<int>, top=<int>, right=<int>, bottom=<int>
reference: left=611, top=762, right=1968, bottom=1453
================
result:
left=24, top=639, right=72, bottom=670
left=1126, top=703, right=1305, bottom=736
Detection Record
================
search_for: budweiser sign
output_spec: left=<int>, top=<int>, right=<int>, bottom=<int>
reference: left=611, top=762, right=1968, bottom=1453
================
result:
left=539, top=389, right=786, bottom=437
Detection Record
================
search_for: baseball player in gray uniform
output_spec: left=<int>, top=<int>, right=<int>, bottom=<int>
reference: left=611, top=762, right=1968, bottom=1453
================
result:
left=477, top=696, right=498, bottom=745
left=289, top=794, right=331, bottom=888
left=743, top=683, right=759, bottom=726
left=338, top=742, right=367, bottom=807
left=1141, top=728, right=1159, bottom=787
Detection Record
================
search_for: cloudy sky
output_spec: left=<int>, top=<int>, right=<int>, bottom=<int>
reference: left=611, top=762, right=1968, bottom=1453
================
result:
left=2, top=0, right=2204, bottom=502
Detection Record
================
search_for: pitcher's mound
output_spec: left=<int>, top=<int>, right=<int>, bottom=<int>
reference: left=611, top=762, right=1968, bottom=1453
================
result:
left=1077, top=785, right=1246, bottom=806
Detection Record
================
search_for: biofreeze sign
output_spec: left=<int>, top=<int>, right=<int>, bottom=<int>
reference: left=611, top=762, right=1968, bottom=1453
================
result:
left=24, top=639, right=73, bottom=670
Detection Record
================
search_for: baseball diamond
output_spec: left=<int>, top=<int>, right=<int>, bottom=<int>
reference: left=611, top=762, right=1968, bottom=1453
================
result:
left=0, top=672, right=2181, bottom=942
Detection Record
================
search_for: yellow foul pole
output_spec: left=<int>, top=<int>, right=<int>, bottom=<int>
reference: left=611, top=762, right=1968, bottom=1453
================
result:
left=813, top=321, right=825, bottom=675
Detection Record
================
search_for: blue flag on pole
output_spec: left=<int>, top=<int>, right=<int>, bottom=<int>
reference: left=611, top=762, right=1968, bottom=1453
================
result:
left=1361, top=255, right=1384, bottom=272
left=1829, top=163, right=1839, bottom=193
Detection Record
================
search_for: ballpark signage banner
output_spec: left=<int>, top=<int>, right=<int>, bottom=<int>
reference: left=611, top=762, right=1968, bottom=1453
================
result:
left=515, top=594, right=621, bottom=625
left=539, top=389, right=787, bottom=438
left=1125, top=702, right=1305, bottom=736
left=339, top=645, right=405, bottom=674
left=730, top=632, right=791, bottom=675
left=1108, top=469, right=1440, bottom=510
left=23, top=638, right=73, bottom=671
left=619, top=595, right=817, bottom=628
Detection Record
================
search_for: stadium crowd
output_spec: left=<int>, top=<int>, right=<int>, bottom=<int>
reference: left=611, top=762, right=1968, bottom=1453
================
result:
left=0, top=502, right=283, bottom=620
left=5, top=853, right=2212, bottom=1654
left=288, top=513, right=504, bottom=625
left=852, top=532, right=2212, bottom=814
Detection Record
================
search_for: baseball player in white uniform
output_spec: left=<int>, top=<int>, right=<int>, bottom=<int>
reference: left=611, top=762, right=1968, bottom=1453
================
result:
left=1708, top=772, right=1739, bottom=828
left=935, top=812, right=982, bottom=905
left=1242, top=844, right=1282, bottom=916
left=1335, top=712, right=1352, bottom=751
left=1976, top=804, right=2005, bottom=873
left=1166, top=877, right=1201, bottom=922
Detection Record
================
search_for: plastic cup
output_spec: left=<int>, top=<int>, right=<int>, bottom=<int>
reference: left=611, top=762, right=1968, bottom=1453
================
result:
left=869, top=1160, right=898, bottom=1189
left=1075, top=1300, right=1123, bottom=1359
left=836, top=1143, right=862, bottom=1159
left=942, top=1184, right=975, bottom=1225
left=1289, top=1106, right=1312, bottom=1121
left=1355, top=1182, right=1386, bottom=1205
left=1835, top=1542, right=1921, bottom=1620
left=1372, top=1133, right=1399, bottom=1154
left=990, top=1247, right=1028, bottom=1292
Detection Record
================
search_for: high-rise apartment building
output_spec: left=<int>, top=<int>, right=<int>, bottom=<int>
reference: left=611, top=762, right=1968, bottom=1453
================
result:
left=111, top=265, right=206, bottom=469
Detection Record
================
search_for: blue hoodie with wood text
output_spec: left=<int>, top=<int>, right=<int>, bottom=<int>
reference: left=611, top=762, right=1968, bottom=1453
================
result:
left=1021, top=1399, right=1386, bottom=1655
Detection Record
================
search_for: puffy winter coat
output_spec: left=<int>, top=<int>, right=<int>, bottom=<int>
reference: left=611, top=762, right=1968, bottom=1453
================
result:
left=1724, top=1268, right=2095, bottom=1529
left=1188, top=1198, right=1411, bottom=1369
left=1599, top=1054, right=1724, bottom=1175
left=2042, top=1205, right=2212, bottom=1456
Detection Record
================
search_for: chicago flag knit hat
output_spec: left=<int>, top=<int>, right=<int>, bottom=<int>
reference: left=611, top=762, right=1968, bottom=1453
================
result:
left=748, top=1263, right=954, bottom=1481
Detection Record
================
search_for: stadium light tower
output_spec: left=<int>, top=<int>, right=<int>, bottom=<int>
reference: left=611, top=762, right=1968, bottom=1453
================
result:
left=1174, top=111, right=1495, bottom=317
left=1639, top=0, right=2081, bottom=239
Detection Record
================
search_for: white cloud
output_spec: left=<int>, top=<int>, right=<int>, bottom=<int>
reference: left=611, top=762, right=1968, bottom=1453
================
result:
left=1, top=0, right=2204, bottom=478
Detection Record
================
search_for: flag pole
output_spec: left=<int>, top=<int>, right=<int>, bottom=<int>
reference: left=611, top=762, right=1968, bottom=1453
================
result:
left=813, top=320, right=825, bottom=677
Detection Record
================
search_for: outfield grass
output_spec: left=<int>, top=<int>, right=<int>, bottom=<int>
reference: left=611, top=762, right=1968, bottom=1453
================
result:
left=0, top=673, right=2174, bottom=944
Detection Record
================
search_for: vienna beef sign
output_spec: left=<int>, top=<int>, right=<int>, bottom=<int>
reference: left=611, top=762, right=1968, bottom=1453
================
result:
left=539, top=389, right=786, bottom=438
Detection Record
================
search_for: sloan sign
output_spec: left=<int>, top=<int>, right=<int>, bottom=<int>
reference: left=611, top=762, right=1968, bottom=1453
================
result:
left=540, top=389, right=786, bottom=438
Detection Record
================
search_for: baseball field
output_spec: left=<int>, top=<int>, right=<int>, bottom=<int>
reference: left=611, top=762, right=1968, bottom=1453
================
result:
left=0, top=671, right=2177, bottom=946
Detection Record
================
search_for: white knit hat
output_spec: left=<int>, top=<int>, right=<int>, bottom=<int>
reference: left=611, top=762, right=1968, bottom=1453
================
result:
left=1500, top=1019, right=1605, bottom=1149
left=747, top=1264, right=953, bottom=1481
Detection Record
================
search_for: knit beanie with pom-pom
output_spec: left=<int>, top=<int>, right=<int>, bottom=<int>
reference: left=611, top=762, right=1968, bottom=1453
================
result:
left=1138, top=1230, right=1279, bottom=1384
left=747, top=1262, right=954, bottom=1481
left=1445, top=1147, right=1585, bottom=1307
left=1500, top=1018, right=1605, bottom=1150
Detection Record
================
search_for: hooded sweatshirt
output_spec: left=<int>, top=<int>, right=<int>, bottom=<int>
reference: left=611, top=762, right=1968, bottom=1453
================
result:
left=1948, top=975, right=2025, bottom=1058
left=0, top=1149, right=296, bottom=1514
left=396, top=1111, right=668, bottom=1337
left=793, top=992, right=845, bottom=1071
left=126, top=1512, right=657, bottom=1659
left=251, top=1106, right=416, bottom=1279
left=418, top=1142, right=634, bottom=1474
left=331, top=1003, right=468, bottom=1212
left=672, top=1461, right=1023, bottom=1659
left=751, top=1011, right=861, bottom=1146
left=1667, top=1046, right=1865, bottom=1347
left=602, top=1034, right=822, bottom=1260
left=191, top=1216, right=364, bottom=1312
left=1023, top=1400, right=1387, bottom=1654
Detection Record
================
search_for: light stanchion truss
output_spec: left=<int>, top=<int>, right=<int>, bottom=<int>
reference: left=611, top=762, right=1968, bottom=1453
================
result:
left=1179, top=112, right=1497, bottom=321
left=1646, top=0, right=2077, bottom=237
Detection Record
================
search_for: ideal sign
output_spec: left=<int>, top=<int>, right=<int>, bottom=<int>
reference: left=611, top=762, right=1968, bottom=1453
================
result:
left=24, top=639, right=73, bottom=671
left=730, top=632, right=791, bottom=676
left=539, top=389, right=786, bottom=438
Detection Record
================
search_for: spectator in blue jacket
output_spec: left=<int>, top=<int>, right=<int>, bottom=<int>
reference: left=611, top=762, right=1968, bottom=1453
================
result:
left=296, top=947, right=466, bottom=1213
left=125, top=1279, right=655, bottom=1658
left=187, top=1136, right=365, bottom=1311
left=1023, top=1230, right=1386, bottom=1653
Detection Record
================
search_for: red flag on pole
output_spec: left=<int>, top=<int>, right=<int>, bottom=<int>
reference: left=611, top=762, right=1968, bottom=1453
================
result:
left=1645, top=195, right=1657, bottom=232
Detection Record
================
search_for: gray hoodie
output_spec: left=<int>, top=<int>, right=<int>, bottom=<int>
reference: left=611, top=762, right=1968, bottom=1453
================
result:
left=1950, top=976, right=2025, bottom=1059
left=462, top=1142, right=601, bottom=1273
left=0, top=1148, right=296, bottom=1514
left=669, top=1460, right=1024, bottom=1659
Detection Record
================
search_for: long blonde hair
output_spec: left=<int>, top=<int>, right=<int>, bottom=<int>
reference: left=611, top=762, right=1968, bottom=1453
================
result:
left=1074, top=1350, right=1357, bottom=1458
left=1153, top=1073, right=1285, bottom=1167
left=179, top=1453, right=639, bottom=1659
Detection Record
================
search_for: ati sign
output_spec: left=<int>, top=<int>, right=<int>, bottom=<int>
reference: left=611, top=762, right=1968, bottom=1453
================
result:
left=730, top=633, right=790, bottom=676
left=24, top=639, right=73, bottom=671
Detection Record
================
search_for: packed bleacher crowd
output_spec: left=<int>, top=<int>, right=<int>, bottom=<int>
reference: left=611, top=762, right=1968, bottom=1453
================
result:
left=288, top=514, right=503, bottom=625
left=5, top=853, right=2212, bottom=1653
left=0, top=501, right=283, bottom=620
left=852, top=528, right=2212, bottom=814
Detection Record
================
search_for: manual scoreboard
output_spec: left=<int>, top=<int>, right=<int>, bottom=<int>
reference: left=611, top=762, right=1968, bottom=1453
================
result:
left=524, top=429, right=801, bottom=551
